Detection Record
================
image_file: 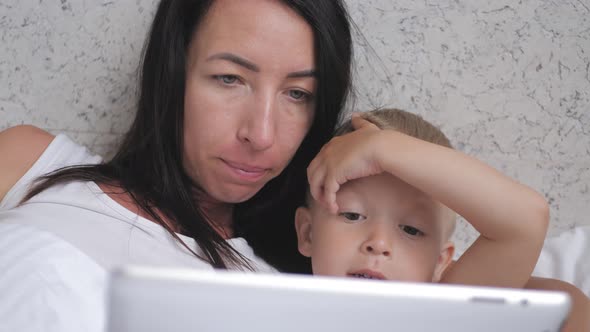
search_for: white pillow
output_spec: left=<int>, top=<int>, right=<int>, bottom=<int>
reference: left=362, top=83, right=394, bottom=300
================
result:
left=533, top=226, right=590, bottom=296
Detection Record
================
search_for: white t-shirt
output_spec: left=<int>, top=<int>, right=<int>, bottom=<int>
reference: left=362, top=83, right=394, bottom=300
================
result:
left=0, top=135, right=277, bottom=332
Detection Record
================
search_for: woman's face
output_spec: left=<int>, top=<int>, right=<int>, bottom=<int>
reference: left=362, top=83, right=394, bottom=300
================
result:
left=183, top=0, right=316, bottom=204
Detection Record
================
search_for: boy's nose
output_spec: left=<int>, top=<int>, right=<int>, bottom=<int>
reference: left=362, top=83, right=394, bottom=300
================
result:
left=362, top=241, right=392, bottom=257
left=237, top=93, right=275, bottom=151
left=361, top=228, right=393, bottom=258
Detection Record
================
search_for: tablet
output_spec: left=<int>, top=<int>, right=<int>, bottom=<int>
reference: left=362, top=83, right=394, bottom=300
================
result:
left=107, top=266, right=570, bottom=332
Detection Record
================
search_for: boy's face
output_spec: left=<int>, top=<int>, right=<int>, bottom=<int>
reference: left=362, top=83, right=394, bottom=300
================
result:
left=295, top=173, right=455, bottom=282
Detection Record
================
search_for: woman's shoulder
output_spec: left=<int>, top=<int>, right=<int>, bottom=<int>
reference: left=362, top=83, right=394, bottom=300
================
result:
left=0, top=125, right=55, bottom=202
left=0, top=126, right=103, bottom=209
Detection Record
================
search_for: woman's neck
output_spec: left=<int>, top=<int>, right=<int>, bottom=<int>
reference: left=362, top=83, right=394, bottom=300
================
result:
left=199, top=197, right=234, bottom=240
left=197, top=195, right=235, bottom=239
left=99, top=182, right=235, bottom=239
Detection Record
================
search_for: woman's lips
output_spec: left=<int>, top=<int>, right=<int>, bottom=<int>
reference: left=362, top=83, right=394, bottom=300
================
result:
left=221, top=159, right=270, bottom=182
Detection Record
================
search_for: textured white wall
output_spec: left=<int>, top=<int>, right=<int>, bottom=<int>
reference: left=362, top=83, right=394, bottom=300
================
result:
left=347, top=0, right=590, bottom=253
left=1, top=0, right=157, bottom=154
left=1, top=0, right=589, bottom=253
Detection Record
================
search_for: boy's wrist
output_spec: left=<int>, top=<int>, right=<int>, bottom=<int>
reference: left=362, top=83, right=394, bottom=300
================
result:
left=375, top=130, right=406, bottom=176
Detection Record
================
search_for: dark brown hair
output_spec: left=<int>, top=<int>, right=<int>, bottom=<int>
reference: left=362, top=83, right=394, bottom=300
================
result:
left=23, top=0, right=354, bottom=273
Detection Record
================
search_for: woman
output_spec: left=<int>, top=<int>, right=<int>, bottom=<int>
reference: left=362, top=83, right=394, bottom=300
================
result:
left=0, top=1, right=587, bottom=331
left=1, top=0, right=351, bottom=269
left=0, top=0, right=351, bottom=330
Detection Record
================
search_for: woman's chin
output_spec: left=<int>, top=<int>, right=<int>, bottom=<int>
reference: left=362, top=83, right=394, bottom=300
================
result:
left=211, top=184, right=265, bottom=204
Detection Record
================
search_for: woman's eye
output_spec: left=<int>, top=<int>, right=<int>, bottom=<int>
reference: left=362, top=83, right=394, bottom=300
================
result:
left=215, top=75, right=239, bottom=85
left=400, top=225, right=424, bottom=237
left=288, top=89, right=311, bottom=102
left=339, top=212, right=365, bottom=223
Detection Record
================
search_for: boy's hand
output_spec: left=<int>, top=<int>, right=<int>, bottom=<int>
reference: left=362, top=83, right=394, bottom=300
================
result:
left=307, top=114, right=386, bottom=214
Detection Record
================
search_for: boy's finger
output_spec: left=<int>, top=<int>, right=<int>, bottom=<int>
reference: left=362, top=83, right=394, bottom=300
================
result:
left=351, top=115, right=378, bottom=130
left=307, top=153, right=326, bottom=185
left=308, top=166, right=326, bottom=203
left=331, top=201, right=339, bottom=215
left=307, top=158, right=318, bottom=181
left=309, top=180, right=322, bottom=203
left=350, top=112, right=363, bottom=122
left=324, top=180, right=340, bottom=214
left=307, top=144, right=329, bottom=177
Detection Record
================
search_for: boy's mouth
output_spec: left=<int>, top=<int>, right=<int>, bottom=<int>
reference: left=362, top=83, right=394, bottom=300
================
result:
left=347, top=269, right=386, bottom=280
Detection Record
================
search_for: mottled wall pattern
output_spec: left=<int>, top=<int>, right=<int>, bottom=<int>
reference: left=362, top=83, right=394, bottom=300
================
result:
left=1, top=0, right=589, bottom=254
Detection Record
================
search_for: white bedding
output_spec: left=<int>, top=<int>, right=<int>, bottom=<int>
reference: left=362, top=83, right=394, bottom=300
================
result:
left=533, top=226, right=590, bottom=296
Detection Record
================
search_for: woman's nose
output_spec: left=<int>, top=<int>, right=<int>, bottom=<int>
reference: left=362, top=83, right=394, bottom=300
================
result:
left=237, top=93, right=276, bottom=151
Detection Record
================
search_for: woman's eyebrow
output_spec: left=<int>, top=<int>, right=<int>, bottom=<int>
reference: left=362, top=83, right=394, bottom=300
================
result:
left=206, top=52, right=316, bottom=78
left=287, top=69, right=316, bottom=79
left=207, top=52, right=259, bottom=72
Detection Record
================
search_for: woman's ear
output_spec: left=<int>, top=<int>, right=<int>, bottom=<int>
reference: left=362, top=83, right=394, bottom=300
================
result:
left=432, top=241, right=455, bottom=283
left=295, top=206, right=313, bottom=257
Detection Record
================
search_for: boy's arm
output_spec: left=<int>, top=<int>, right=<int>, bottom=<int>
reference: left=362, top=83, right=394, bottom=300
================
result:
left=382, top=130, right=548, bottom=287
left=308, top=117, right=548, bottom=288
left=525, top=277, right=590, bottom=332
left=442, top=262, right=589, bottom=331
left=380, top=131, right=549, bottom=287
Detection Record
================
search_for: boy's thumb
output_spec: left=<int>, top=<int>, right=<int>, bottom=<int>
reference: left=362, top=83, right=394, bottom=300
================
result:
left=351, top=113, right=377, bottom=130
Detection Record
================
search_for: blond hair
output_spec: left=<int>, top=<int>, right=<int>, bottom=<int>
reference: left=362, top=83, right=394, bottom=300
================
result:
left=336, top=108, right=452, bottom=149
left=336, top=108, right=456, bottom=239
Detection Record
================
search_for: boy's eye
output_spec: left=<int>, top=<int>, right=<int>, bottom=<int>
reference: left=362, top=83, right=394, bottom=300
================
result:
left=400, top=225, right=424, bottom=237
left=339, top=212, right=366, bottom=223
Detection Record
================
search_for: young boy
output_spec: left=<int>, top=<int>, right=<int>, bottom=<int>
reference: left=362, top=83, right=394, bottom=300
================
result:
left=295, top=108, right=549, bottom=287
left=294, top=109, right=590, bottom=331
